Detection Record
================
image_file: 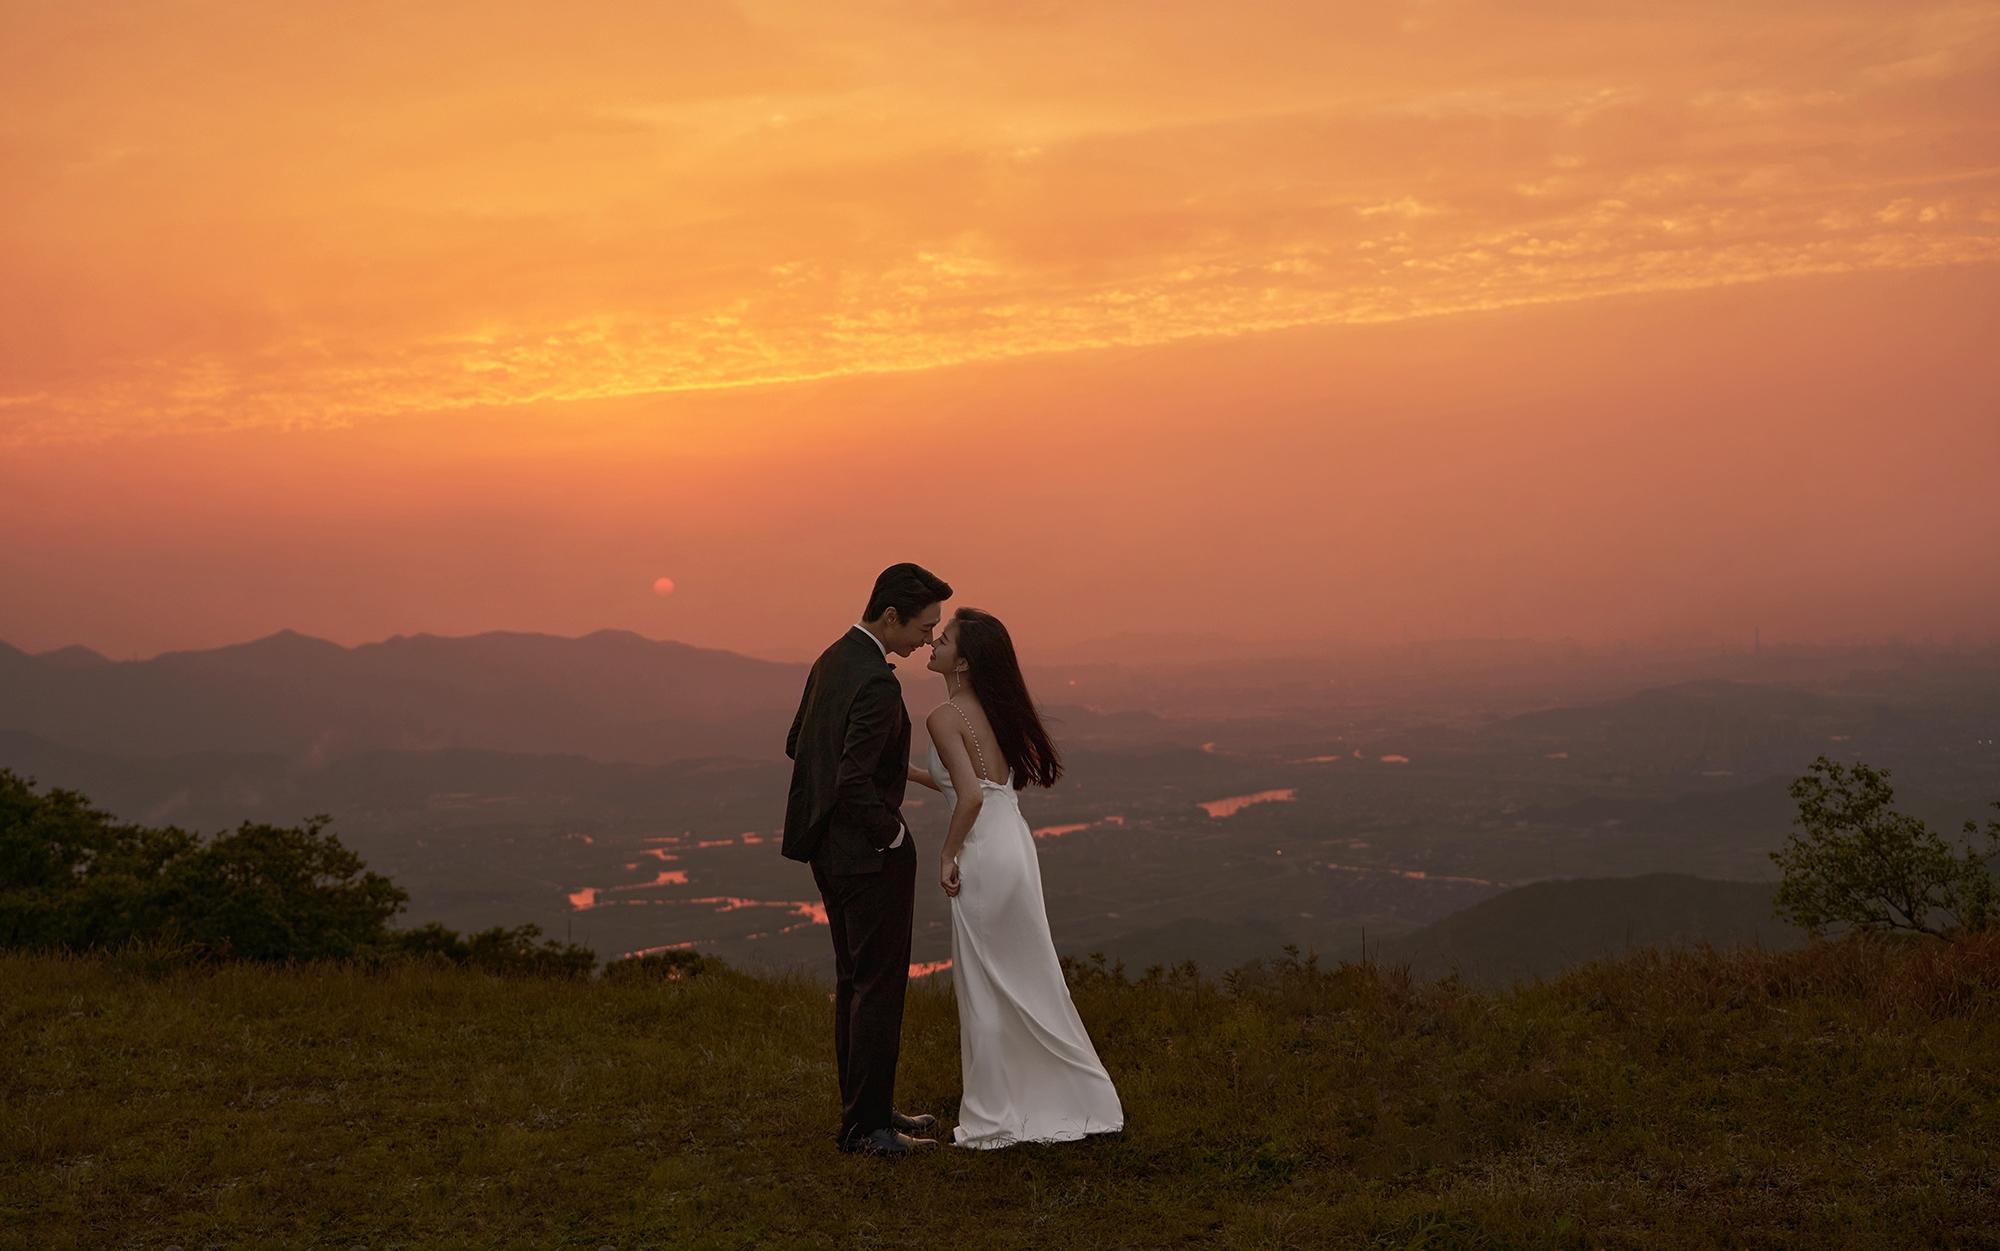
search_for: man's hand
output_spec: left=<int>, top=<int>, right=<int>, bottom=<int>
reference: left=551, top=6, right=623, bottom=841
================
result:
left=939, top=857, right=961, bottom=898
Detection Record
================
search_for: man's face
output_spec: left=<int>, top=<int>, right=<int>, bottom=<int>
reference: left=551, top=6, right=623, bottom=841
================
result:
left=883, top=601, right=943, bottom=657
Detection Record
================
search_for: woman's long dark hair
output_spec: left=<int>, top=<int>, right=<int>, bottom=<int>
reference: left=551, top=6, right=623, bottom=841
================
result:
left=953, top=607, right=1062, bottom=790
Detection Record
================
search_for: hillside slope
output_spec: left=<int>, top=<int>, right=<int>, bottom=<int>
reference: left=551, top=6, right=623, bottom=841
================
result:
left=1383, top=874, right=1804, bottom=986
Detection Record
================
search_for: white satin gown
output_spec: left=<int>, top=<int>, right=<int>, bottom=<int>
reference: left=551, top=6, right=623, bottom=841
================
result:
left=927, top=736, right=1124, bottom=1148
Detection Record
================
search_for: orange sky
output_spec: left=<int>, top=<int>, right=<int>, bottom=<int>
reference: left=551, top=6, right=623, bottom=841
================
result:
left=2, top=1, right=1996, bottom=660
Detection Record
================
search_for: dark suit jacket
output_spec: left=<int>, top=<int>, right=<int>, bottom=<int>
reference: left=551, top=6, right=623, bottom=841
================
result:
left=782, top=628, right=912, bottom=875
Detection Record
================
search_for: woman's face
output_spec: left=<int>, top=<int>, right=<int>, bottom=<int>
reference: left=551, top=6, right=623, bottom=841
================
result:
left=925, top=618, right=967, bottom=678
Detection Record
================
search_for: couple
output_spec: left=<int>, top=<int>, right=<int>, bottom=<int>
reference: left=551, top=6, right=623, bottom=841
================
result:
left=782, top=562, right=1124, bottom=1156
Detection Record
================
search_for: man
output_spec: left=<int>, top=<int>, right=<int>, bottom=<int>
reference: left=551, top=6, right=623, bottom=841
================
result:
left=783, top=561, right=952, bottom=1156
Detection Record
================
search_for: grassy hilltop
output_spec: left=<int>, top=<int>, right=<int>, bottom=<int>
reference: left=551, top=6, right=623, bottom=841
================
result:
left=6, top=938, right=1998, bottom=1251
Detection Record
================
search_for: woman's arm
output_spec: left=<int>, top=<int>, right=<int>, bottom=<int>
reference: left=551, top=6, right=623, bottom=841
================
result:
left=907, top=762, right=942, bottom=792
left=925, top=705, right=985, bottom=896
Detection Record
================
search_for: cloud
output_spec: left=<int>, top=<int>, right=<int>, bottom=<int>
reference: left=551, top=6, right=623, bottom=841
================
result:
left=2, top=0, right=1997, bottom=444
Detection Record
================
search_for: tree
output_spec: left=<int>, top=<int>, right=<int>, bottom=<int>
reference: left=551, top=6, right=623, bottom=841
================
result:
left=1, top=769, right=196, bottom=951
left=1771, top=756, right=1999, bottom=937
left=153, top=816, right=409, bottom=960
left=1, top=768, right=406, bottom=960
left=2, top=770, right=611, bottom=975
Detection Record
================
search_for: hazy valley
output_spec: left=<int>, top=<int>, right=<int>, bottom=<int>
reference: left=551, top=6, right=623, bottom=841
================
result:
left=4, top=629, right=1995, bottom=984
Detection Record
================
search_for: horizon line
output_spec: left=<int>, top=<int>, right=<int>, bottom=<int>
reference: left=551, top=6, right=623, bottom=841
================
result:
left=8, top=624, right=1999, bottom=668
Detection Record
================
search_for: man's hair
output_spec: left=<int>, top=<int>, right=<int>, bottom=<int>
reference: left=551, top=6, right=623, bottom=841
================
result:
left=863, top=562, right=953, bottom=624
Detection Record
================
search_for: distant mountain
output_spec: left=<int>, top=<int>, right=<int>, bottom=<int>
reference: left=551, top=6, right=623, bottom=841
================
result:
left=0, top=626, right=1202, bottom=768
left=0, top=628, right=806, bottom=765
left=1381, top=874, right=1804, bottom=987
left=1501, top=679, right=1852, bottom=731
left=0, top=727, right=795, bottom=845
left=34, top=644, right=111, bottom=668
left=1056, top=631, right=1266, bottom=665
left=1485, top=680, right=1886, bottom=777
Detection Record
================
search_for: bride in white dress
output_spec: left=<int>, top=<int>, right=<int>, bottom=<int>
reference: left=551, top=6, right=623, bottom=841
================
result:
left=906, top=607, right=1124, bottom=1149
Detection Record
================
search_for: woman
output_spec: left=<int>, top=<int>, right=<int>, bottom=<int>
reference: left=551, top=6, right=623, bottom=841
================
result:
left=906, top=607, right=1124, bottom=1149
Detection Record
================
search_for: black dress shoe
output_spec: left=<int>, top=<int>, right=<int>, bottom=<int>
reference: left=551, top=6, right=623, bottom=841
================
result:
left=891, top=1109, right=938, bottom=1135
left=848, top=1127, right=939, bottom=1157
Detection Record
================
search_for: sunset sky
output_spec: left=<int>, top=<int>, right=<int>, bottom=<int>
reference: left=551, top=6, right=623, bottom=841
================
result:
left=3, top=0, right=1996, bottom=661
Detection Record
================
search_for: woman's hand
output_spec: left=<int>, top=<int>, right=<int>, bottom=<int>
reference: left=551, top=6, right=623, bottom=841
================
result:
left=939, top=857, right=961, bottom=898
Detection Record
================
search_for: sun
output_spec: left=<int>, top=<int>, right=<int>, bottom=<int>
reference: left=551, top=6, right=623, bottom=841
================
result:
left=652, top=577, right=676, bottom=597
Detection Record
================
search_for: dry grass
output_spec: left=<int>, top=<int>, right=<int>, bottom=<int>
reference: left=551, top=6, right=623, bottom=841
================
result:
left=5, top=935, right=1998, bottom=1250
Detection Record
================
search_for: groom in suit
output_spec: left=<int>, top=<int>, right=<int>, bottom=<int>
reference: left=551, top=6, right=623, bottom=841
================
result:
left=784, top=562, right=952, bottom=1156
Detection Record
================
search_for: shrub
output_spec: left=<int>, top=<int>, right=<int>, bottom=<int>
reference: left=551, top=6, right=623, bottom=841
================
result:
left=383, top=920, right=473, bottom=964
left=603, top=949, right=718, bottom=982
left=463, top=923, right=599, bottom=978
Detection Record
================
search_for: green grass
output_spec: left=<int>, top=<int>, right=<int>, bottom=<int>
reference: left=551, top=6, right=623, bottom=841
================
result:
left=5, top=938, right=1998, bottom=1250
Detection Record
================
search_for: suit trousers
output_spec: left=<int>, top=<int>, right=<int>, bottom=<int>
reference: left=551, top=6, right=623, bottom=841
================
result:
left=812, top=836, right=918, bottom=1144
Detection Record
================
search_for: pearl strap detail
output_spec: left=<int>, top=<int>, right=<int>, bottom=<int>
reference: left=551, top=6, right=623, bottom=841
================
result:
left=947, top=700, right=992, bottom=784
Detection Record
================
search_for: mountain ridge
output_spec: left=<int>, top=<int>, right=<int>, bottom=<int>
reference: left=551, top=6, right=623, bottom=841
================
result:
left=0, top=627, right=807, bottom=766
